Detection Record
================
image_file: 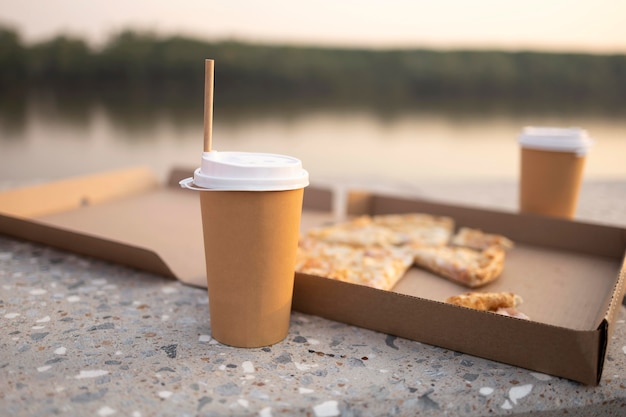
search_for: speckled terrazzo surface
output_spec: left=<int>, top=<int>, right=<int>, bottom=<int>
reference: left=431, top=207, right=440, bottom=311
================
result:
left=1, top=180, right=626, bottom=416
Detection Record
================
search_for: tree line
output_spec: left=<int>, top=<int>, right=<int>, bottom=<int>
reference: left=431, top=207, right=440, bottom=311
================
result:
left=1, top=25, right=625, bottom=106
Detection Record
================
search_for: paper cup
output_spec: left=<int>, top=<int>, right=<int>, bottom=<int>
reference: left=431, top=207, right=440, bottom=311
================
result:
left=181, top=151, right=309, bottom=347
left=518, top=127, right=593, bottom=218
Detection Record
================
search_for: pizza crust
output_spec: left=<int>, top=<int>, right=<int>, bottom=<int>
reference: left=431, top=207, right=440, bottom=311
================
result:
left=411, top=245, right=506, bottom=288
left=451, top=227, right=514, bottom=251
left=445, top=291, right=521, bottom=310
left=445, top=291, right=529, bottom=319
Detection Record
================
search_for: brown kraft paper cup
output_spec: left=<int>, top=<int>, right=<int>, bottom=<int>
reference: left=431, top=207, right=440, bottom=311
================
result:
left=200, top=188, right=304, bottom=347
left=520, top=147, right=586, bottom=218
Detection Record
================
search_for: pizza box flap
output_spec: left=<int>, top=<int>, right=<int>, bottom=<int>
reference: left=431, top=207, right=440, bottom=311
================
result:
left=0, top=166, right=159, bottom=218
left=0, top=167, right=335, bottom=287
left=0, top=167, right=625, bottom=385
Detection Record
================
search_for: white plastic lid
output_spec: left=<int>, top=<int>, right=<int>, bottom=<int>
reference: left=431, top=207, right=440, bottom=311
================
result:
left=518, top=126, right=593, bottom=156
left=179, top=150, right=309, bottom=191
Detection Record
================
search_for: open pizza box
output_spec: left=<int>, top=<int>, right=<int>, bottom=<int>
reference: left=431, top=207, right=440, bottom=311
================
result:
left=0, top=166, right=624, bottom=385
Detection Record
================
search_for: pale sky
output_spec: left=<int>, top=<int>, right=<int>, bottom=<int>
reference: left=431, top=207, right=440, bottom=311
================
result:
left=1, top=0, right=625, bottom=52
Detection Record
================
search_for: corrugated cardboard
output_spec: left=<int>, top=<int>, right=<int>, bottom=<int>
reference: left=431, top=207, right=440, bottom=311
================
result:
left=294, top=192, right=626, bottom=385
left=0, top=167, right=624, bottom=385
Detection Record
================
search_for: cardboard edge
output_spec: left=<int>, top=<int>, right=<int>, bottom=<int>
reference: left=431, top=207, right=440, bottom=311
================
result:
left=596, top=255, right=626, bottom=383
left=0, top=166, right=159, bottom=218
left=0, top=213, right=176, bottom=279
left=354, top=192, right=626, bottom=259
left=293, top=272, right=604, bottom=385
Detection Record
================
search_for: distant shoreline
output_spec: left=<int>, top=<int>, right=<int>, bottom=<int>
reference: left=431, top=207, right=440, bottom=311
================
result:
left=1, top=26, right=625, bottom=107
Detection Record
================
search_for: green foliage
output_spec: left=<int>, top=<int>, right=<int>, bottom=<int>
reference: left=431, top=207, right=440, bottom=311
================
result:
left=0, top=26, right=27, bottom=88
left=1, top=25, right=625, bottom=105
left=27, top=35, right=93, bottom=82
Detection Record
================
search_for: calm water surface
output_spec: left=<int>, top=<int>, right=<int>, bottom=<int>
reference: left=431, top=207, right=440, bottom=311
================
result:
left=1, top=97, right=625, bottom=189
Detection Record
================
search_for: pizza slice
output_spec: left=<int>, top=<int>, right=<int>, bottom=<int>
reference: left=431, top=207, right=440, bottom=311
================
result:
left=306, top=215, right=400, bottom=247
left=295, top=237, right=414, bottom=290
left=411, top=245, right=506, bottom=288
left=445, top=291, right=529, bottom=319
left=372, top=213, right=455, bottom=247
left=306, top=213, right=455, bottom=248
left=451, top=227, right=514, bottom=251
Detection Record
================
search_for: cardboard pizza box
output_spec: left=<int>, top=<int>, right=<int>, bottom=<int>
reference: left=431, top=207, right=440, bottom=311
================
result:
left=0, top=167, right=624, bottom=385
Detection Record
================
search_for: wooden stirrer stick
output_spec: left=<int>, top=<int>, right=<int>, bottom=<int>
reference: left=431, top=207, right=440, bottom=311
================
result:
left=203, top=59, right=215, bottom=152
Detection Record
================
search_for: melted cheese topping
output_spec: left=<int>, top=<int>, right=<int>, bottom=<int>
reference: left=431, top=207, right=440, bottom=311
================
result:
left=295, top=238, right=414, bottom=290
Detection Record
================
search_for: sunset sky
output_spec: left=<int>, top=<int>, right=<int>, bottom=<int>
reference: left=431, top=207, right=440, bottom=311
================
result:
left=1, top=0, right=625, bottom=52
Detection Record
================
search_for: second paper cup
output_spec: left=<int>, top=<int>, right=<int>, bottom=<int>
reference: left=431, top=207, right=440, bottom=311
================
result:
left=518, top=127, right=593, bottom=218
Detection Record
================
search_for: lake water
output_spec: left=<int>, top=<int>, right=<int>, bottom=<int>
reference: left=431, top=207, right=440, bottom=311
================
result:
left=1, top=96, right=625, bottom=190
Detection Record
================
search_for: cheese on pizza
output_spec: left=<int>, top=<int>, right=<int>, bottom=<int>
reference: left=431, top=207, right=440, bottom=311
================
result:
left=306, top=213, right=455, bottom=248
left=411, top=245, right=505, bottom=288
left=451, top=227, right=514, bottom=251
left=295, top=237, right=414, bottom=290
left=301, top=212, right=514, bottom=291
left=306, top=216, right=400, bottom=247
left=445, top=291, right=529, bottom=319
left=371, top=213, right=454, bottom=247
